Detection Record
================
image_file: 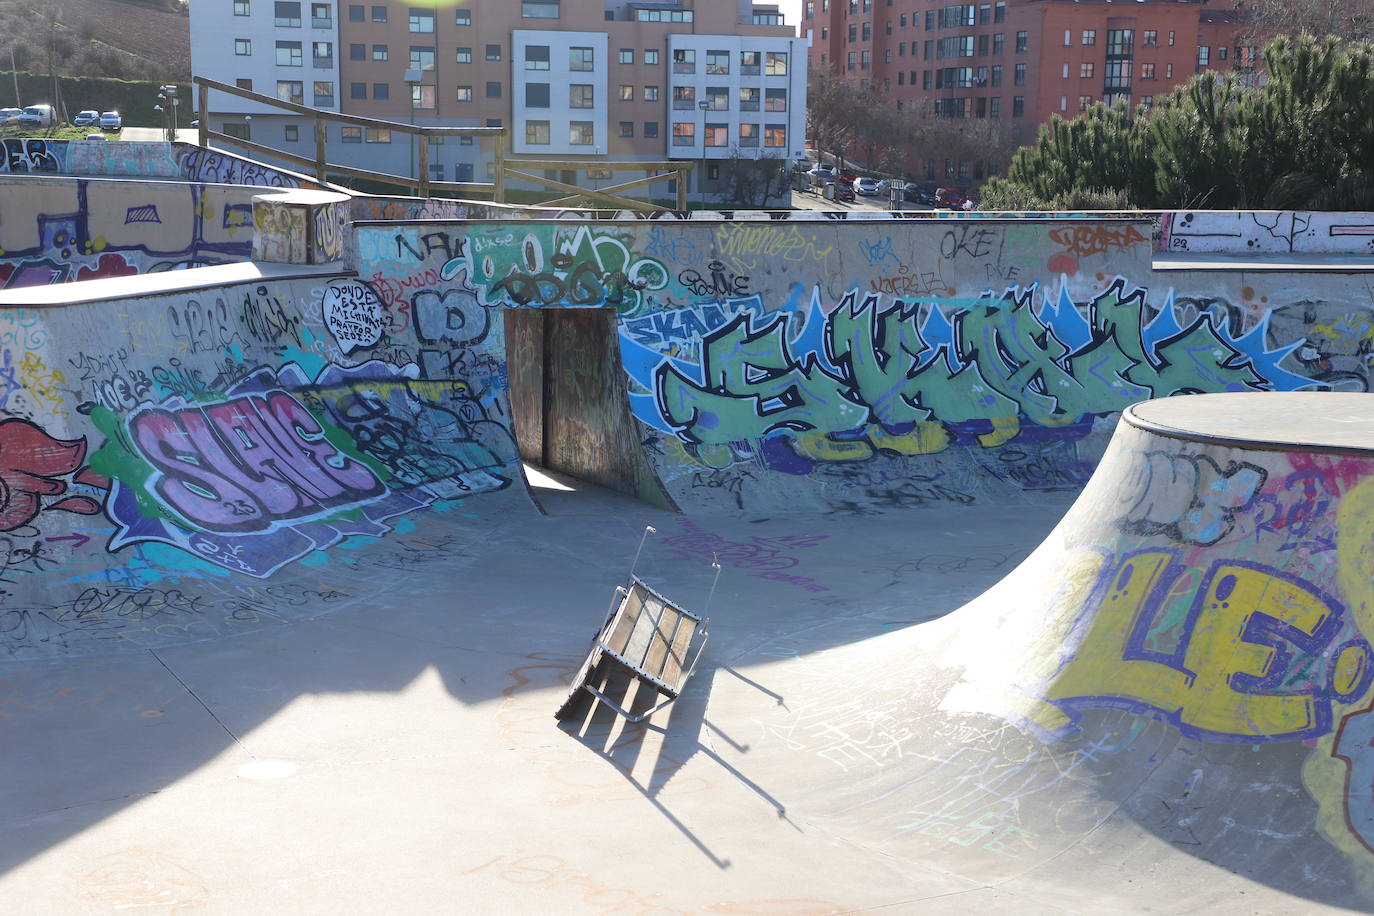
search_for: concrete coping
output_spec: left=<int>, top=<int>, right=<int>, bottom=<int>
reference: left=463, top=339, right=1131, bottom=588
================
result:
left=1125, top=392, right=1374, bottom=456
left=1152, top=252, right=1374, bottom=272
left=0, top=262, right=349, bottom=308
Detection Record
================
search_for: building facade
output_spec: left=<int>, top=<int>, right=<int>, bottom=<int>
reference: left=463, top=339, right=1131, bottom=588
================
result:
left=805, top=0, right=1250, bottom=183
left=190, top=0, right=808, bottom=200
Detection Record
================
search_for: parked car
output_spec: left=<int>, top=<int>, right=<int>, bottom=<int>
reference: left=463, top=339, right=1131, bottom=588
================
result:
left=72, top=110, right=99, bottom=127
left=904, top=182, right=938, bottom=205
left=935, top=187, right=969, bottom=208
left=17, top=104, right=56, bottom=128
left=834, top=183, right=856, bottom=203
left=854, top=177, right=881, bottom=196
left=836, top=168, right=857, bottom=185
left=0, top=107, right=21, bottom=125
left=99, top=111, right=123, bottom=132
left=85, top=132, right=107, bottom=141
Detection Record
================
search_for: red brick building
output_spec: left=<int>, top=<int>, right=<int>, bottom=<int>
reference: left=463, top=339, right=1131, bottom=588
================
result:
left=805, top=0, right=1253, bottom=183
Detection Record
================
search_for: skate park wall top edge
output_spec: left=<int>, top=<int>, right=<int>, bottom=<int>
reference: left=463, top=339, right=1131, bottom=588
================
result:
left=353, top=217, right=1334, bottom=514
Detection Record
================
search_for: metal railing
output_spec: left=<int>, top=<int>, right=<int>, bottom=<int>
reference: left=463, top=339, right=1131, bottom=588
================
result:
left=194, top=76, right=507, bottom=199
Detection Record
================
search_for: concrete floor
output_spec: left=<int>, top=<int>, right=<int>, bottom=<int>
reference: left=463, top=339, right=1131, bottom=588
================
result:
left=0, top=468, right=1073, bottom=914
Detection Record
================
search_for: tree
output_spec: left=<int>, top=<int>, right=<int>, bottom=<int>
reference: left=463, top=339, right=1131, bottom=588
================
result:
left=718, top=150, right=792, bottom=208
left=806, top=71, right=862, bottom=167
left=986, top=35, right=1374, bottom=211
left=1236, top=0, right=1374, bottom=44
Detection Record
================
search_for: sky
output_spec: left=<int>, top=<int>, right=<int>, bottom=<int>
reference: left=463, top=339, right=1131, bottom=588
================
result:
left=779, top=0, right=806, bottom=35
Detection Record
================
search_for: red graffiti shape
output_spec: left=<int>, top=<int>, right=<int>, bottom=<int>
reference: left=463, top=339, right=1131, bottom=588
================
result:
left=76, top=253, right=138, bottom=282
left=0, top=419, right=88, bottom=531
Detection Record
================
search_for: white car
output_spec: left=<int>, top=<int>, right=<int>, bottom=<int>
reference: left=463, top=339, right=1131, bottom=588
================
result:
left=99, top=111, right=123, bottom=132
left=0, top=107, right=22, bottom=125
left=854, top=177, right=881, bottom=196
left=73, top=110, right=99, bottom=127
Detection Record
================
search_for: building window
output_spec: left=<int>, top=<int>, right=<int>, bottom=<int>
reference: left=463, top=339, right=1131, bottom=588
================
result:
left=522, top=1, right=560, bottom=17
left=994, top=1, right=1005, bottom=22
left=1168, top=30, right=1176, bottom=47
left=992, top=34, right=1003, bottom=55
left=1082, top=30, right=1096, bottom=46
left=235, top=1, right=251, bottom=15
left=1166, top=63, right=1173, bottom=78
left=619, top=121, right=634, bottom=137
left=619, top=48, right=633, bottom=64
left=741, top=50, right=761, bottom=74
left=341, top=126, right=361, bottom=143
left=704, top=123, right=728, bottom=146
left=525, top=45, right=550, bottom=69
left=235, top=38, right=252, bottom=55
left=989, top=96, right=1000, bottom=117
left=636, top=8, right=692, bottom=21
left=410, top=47, right=435, bottom=71
left=570, top=84, right=594, bottom=108
left=738, top=123, right=759, bottom=147
left=644, top=85, right=659, bottom=101
left=486, top=119, right=502, bottom=128
left=703, top=86, right=727, bottom=110
left=1063, top=29, right=1071, bottom=46
left=645, top=49, right=659, bottom=65
left=224, top=122, right=251, bottom=140
left=1012, top=95, right=1024, bottom=116
left=673, top=48, right=695, bottom=73
left=411, top=84, right=434, bottom=108
left=619, top=84, right=634, bottom=101
left=313, top=80, right=334, bottom=106
left=350, top=82, right=366, bottom=99
left=1218, top=46, right=1229, bottom=60
left=1107, top=29, right=1134, bottom=56
left=1079, top=95, right=1092, bottom=110
left=1080, top=61, right=1094, bottom=78
left=486, top=81, right=502, bottom=98
left=739, top=87, right=759, bottom=110
left=526, top=120, right=551, bottom=144
left=570, top=46, right=594, bottom=70
left=1015, top=31, right=1027, bottom=53
left=861, top=50, right=871, bottom=69
left=370, top=5, right=386, bottom=21
left=348, top=42, right=364, bottom=60
left=1197, top=46, right=1210, bottom=67
left=672, top=122, right=695, bottom=146
left=274, top=1, right=301, bottom=27
left=765, top=52, right=788, bottom=75
left=456, top=85, right=472, bottom=101
left=764, top=124, right=785, bottom=147
left=372, top=44, right=388, bottom=60
left=1140, top=62, right=1155, bottom=79
left=672, top=86, right=695, bottom=109
left=408, top=8, right=434, bottom=32
left=486, top=44, right=502, bottom=61
left=284, top=124, right=299, bottom=142
left=862, top=22, right=871, bottom=40
left=373, top=82, right=389, bottom=100
left=276, top=41, right=303, bottom=67
left=569, top=121, right=594, bottom=145
left=456, top=47, right=471, bottom=63
left=1014, top=63, right=1025, bottom=85
left=312, top=41, right=332, bottom=65
left=277, top=80, right=304, bottom=104
left=456, top=9, right=471, bottom=25
left=365, top=128, right=391, bottom=143
left=1143, top=30, right=1157, bottom=47
left=644, top=122, right=658, bottom=138
left=706, top=50, right=729, bottom=74
left=991, top=65, right=1002, bottom=86
left=765, top=88, right=787, bottom=111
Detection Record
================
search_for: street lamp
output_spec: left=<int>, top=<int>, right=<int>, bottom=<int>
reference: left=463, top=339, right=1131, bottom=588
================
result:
left=156, top=84, right=178, bottom=142
left=697, top=99, right=710, bottom=208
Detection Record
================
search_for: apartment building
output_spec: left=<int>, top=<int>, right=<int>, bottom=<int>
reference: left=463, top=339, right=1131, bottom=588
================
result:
left=805, top=0, right=1250, bottom=183
left=191, top=0, right=808, bottom=199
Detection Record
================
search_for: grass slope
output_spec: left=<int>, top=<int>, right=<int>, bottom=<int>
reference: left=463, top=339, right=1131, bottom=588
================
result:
left=0, top=0, right=189, bottom=82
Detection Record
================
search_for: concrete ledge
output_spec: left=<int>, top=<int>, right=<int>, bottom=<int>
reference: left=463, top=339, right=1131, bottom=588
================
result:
left=1153, top=252, right=1374, bottom=272
left=0, top=261, right=349, bottom=308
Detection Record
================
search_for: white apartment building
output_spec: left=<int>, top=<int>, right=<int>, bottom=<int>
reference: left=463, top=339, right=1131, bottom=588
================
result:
left=190, top=0, right=805, bottom=203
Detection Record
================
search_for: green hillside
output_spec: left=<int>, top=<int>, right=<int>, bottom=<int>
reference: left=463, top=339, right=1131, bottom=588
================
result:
left=0, top=0, right=190, bottom=82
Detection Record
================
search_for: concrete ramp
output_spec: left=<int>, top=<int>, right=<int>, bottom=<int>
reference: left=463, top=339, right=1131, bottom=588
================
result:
left=714, top=392, right=1374, bottom=910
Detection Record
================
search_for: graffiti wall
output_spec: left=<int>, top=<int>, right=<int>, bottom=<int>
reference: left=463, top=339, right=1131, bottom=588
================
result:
left=0, top=138, right=313, bottom=189
left=0, top=176, right=264, bottom=286
left=352, top=218, right=1338, bottom=513
left=0, top=265, right=525, bottom=657
left=904, top=412, right=1374, bottom=900
left=1158, top=210, right=1374, bottom=254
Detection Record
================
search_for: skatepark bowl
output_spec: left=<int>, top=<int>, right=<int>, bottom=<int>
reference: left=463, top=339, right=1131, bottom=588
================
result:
left=3, top=139, right=1374, bottom=912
